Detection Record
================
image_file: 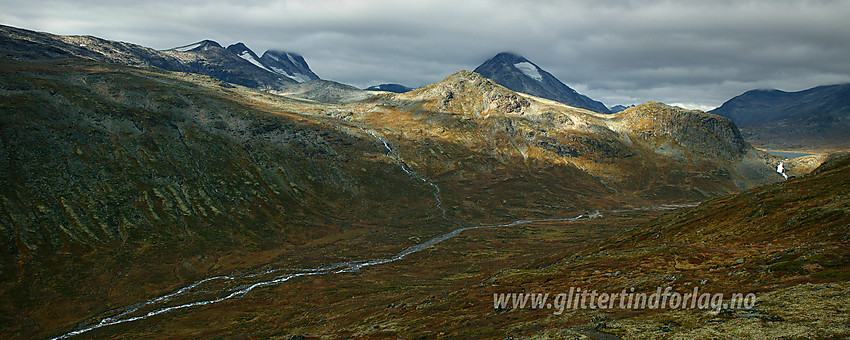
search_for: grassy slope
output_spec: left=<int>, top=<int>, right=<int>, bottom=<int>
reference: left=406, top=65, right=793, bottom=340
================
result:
left=84, top=152, right=848, bottom=338
left=486, top=153, right=850, bottom=338
left=0, top=59, right=814, bottom=339
left=0, top=59, right=448, bottom=338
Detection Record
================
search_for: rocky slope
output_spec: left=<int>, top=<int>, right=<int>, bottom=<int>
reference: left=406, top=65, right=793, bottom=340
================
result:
left=473, top=52, right=611, bottom=113
left=0, top=58, right=447, bottom=338
left=1, top=24, right=189, bottom=70
left=710, top=84, right=850, bottom=151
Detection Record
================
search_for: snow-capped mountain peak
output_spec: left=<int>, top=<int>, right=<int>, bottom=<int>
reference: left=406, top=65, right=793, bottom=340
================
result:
left=473, top=52, right=611, bottom=114
left=219, top=43, right=319, bottom=82
left=226, top=43, right=274, bottom=73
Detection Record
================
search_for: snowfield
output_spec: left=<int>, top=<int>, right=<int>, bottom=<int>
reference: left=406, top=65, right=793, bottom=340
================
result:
left=514, top=61, right=543, bottom=81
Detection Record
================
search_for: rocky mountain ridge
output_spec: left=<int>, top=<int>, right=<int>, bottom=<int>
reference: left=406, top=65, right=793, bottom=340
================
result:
left=0, top=24, right=320, bottom=92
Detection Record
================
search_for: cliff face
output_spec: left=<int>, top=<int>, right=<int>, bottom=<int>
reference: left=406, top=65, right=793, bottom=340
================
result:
left=614, top=102, right=748, bottom=159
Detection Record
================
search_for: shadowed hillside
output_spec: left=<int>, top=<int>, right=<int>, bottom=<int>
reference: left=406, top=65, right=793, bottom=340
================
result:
left=710, top=84, right=850, bottom=152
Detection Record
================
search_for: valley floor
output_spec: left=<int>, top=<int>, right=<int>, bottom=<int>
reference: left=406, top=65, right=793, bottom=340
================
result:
left=53, top=204, right=850, bottom=339
left=57, top=210, right=663, bottom=338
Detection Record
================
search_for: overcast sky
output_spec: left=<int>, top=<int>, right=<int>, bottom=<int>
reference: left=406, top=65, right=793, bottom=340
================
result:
left=3, top=0, right=849, bottom=109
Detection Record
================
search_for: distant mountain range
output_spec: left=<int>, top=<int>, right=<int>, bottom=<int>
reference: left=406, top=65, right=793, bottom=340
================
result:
left=473, top=52, right=611, bottom=114
left=610, top=104, right=635, bottom=113
left=2, top=25, right=614, bottom=111
left=0, top=24, right=320, bottom=90
left=221, top=42, right=319, bottom=82
left=364, top=83, right=415, bottom=93
left=710, top=84, right=850, bottom=151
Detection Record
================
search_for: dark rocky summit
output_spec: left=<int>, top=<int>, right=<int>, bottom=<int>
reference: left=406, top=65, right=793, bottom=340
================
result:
left=473, top=52, right=611, bottom=113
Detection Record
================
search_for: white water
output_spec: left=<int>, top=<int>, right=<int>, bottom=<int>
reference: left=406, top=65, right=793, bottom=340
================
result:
left=368, top=131, right=447, bottom=219
left=777, top=161, right=788, bottom=180
left=51, top=130, right=698, bottom=339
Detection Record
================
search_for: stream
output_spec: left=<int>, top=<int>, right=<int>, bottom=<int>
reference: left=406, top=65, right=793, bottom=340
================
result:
left=52, top=131, right=698, bottom=339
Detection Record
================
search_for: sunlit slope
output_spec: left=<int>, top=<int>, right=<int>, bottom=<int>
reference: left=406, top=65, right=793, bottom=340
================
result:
left=344, top=71, right=780, bottom=219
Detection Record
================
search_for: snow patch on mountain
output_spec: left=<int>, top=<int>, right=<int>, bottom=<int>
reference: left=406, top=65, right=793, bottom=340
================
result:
left=286, top=53, right=301, bottom=67
left=238, top=51, right=273, bottom=73
left=269, top=66, right=311, bottom=82
left=288, top=73, right=312, bottom=83
left=174, top=42, right=202, bottom=52
left=513, top=62, right=542, bottom=81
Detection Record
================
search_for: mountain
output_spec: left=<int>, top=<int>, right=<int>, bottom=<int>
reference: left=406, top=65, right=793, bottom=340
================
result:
left=165, top=42, right=319, bottom=87
left=0, top=24, right=325, bottom=97
left=224, top=42, right=267, bottom=70
left=259, top=50, right=320, bottom=82
left=0, top=58, right=447, bottom=338
left=273, top=79, right=375, bottom=104
left=0, top=25, right=808, bottom=339
left=222, top=42, right=319, bottom=83
left=223, top=43, right=319, bottom=83
left=610, top=104, right=635, bottom=112
left=171, top=39, right=222, bottom=52
left=161, top=40, right=298, bottom=89
left=364, top=83, right=415, bottom=93
left=350, top=71, right=779, bottom=207
left=710, top=84, right=850, bottom=151
left=473, top=52, right=611, bottom=114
